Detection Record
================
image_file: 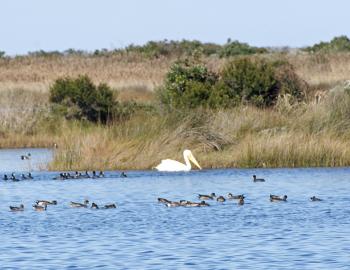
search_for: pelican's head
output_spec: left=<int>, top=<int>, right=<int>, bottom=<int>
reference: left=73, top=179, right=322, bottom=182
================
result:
left=184, top=149, right=202, bottom=170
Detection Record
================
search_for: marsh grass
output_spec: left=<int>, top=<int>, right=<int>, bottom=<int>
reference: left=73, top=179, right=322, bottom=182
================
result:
left=2, top=52, right=350, bottom=169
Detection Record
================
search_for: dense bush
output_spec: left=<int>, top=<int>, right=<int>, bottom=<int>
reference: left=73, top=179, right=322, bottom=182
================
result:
left=219, top=39, right=268, bottom=58
left=159, top=58, right=307, bottom=109
left=157, top=60, right=218, bottom=108
left=304, top=35, right=350, bottom=53
left=219, top=58, right=306, bottom=107
left=49, top=75, right=118, bottom=123
left=122, top=40, right=222, bottom=58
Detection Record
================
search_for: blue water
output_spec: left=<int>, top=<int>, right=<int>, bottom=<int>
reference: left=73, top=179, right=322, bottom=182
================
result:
left=0, top=148, right=53, bottom=171
left=0, top=151, right=350, bottom=269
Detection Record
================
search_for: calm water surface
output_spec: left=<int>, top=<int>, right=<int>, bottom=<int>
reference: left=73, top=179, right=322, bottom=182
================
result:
left=0, top=150, right=349, bottom=269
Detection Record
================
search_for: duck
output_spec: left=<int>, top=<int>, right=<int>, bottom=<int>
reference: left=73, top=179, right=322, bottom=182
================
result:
left=270, top=194, right=287, bottom=202
left=33, top=204, right=47, bottom=211
left=198, top=193, right=216, bottom=200
left=310, top=196, right=322, bottom=202
left=158, top=198, right=171, bottom=204
left=165, top=201, right=181, bottom=207
left=216, top=196, right=226, bottom=202
left=70, top=199, right=89, bottom=208
left=3, top=174, right=8, bottom=180
left=21, top=174, right=27, bottom=180
left=179, top=200, right=190, bottom=206
left=27, top=173, right=33, bottom=179
left=184, top=201, right=201, bottom=207
left=9, top=204, right=24, bottom=211
left=84, top=171, right=91, bottom=178
left=253, top=175, right=265, bottom=182
left=120, top=172, right=127, bottom=178
left=91, top=202, right=99, bottom=209
left=36, top=200, right=57, bottom=206
left=10, top=173, right=19, bottom=181
left=21, top=153, right=31, bottom=160
left=238, top=197, right=245, bottom=206
left=92, top=171, right=97, bottom=178
left=99, top=171, right=105, bottom=178
left=227, top=193, right=245, bottom=200
left=199, top=201, right=210, bottom=207
left=104, top=203, right=117, bottom=209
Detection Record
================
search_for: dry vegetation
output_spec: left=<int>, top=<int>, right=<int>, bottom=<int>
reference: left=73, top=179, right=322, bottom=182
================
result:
left=1, top=52, right=350, bottom=170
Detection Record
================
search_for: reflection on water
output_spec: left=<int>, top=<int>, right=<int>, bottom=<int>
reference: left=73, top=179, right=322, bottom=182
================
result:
left=0, top=148, right=53, bottom=172
left=0, top=153, right=349, bottom=268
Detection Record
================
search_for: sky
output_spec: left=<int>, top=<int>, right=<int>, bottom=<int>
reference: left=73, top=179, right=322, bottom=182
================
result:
left=1, top=0, right=350, bottom=55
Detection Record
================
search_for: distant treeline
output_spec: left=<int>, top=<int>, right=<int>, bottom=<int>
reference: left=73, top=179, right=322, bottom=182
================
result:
left=1, top=36, right=350, bottom=59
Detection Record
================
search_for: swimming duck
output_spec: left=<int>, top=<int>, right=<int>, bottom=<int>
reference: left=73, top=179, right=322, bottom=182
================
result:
left=253, top=175, right=265, bottom=182
left=36, top=200, right=57, bottom=206
left=27, top=173, right=33, bottom=179
left=21, top=153, right=31, bottom=160
left=310, top=196, right=322, bottom=202
left=238, top=197, right=245, bottom=206
left=199, top=201, right=210, bottom=207
left=270, top=194, right=287, bottom=202
left=104, top=203, right=117, bottom=209
left=9, top=204, right=24, bottom=211
left=227, top=193, right=245, bottom=200
left=3, top=174, right=8, bottom=180
left=216, top=196, right=226, bottom=202
left=91, top=202, right=99, bottom=209
left=84, top=171, right=91, bottom=178
left=158, top=198, right=171, bottom=204
left=33, top=204, right=47, bottom=211
left=165, top=201, right=181, bottom=207
left=10, top=173, right=19, bottom=181
left=120, top=172, right=127, bottom=178
left=21, top=174, right=27, bottom=180
left=92, top=171, right=97, bottom=178
left=99, top=171, right=105, bottom=178
left=70, top=199, right=89, bottom=208
left=198, top=193, right=216, bottom=200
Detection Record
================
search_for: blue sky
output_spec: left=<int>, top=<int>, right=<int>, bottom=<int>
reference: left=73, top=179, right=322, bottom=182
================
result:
left=1, top=0, right=350, bottom=55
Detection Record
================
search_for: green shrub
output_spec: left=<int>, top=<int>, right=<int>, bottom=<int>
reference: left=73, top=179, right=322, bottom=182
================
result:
left=49, top=75, right=117, bottom=123
left=304, top=35, right=350, bottom=53
left=219, top=58, right=306, bottom=107
left=157, top=60, right=218, bottom=109
left=219, top=40, right=268, bottom=58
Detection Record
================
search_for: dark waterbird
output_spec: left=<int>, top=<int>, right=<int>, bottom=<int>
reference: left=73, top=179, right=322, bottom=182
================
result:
left=91, top=202, right=99, bottom=209
left=36, top=200, right=57, bottom=206
left=3, top=174, right=8, bottom=180
left=9, top=204, right=24, bottom=212
left=310, top=196, right=322, bottom=202
left=104, top=203, right=117, bottom=209
left=198, top=193, right=216, bottom=200
left=227, top=193, right=245, bottom=200
left=70, top=200, right=90, bottom=208
left=253, top=175, right=265, bottom=182
left=216, top=196, right=226, bottom=202
left=158, top=198, right=171, bottom=204
left=10, top=173, right=19, bottom=181
left=270, top=194, right=287, bottom=202
left=120, top=172, right=127, bottom=178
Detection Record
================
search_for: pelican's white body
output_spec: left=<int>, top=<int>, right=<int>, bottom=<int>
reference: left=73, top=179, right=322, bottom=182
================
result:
left=155, top=150, right=202, bottom=172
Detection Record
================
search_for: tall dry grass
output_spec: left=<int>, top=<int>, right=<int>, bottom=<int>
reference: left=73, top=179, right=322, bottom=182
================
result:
left=2, top=52, right=350, bottom=95
left=2, top=52, right=350, bottom=169
left=47, top=87, right=350, bottom=170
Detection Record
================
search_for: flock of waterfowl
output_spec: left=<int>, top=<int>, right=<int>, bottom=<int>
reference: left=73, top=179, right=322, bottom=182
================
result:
left=2, top=171, right=128, bottom=182
left=158, top=174, right=322, bottom=208
left=9, top=199, right=117, bottom=212
left=4, top=150, right=323, bottom=212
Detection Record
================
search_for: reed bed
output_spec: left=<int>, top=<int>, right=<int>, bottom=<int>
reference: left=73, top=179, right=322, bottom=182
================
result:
left=1, top=52, right=350, bottom=169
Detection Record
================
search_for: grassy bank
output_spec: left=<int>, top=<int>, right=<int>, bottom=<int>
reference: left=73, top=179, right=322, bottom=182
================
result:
left=1, top=52, right=350, bottom=169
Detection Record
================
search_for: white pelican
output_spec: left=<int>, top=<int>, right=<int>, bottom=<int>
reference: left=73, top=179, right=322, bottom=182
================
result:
left=155, top=149, right=202, bottom=172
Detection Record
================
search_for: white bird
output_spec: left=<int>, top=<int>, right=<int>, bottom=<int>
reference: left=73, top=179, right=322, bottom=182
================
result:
left=155, top=149, right=202, bottom=172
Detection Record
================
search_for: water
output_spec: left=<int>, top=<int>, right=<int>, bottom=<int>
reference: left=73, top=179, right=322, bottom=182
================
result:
left=0, top=148, right=53, bottom=172
left=0, top=151, right=349, bottom=269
